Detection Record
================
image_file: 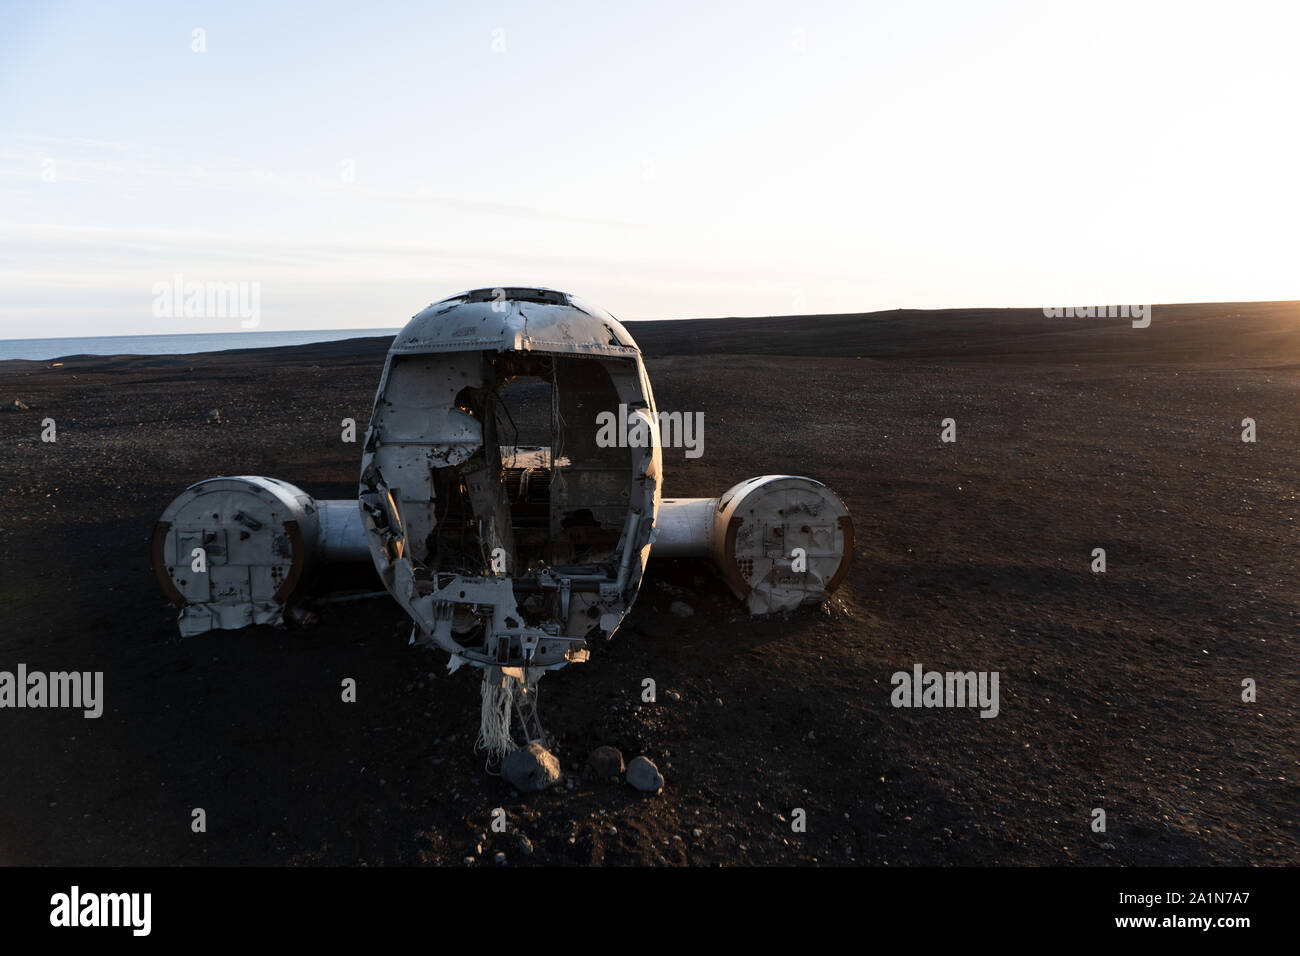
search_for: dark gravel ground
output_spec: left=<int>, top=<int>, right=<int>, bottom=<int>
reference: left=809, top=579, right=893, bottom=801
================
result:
left=0, top=301, right=1296, bottom=866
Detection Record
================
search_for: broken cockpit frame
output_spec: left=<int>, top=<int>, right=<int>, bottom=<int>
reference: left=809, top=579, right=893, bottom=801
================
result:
left=358, top=288, right=662, bottom=751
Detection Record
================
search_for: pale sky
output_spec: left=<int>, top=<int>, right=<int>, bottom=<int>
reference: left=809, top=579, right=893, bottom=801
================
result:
left=2, top=0, right=1297, bottom=338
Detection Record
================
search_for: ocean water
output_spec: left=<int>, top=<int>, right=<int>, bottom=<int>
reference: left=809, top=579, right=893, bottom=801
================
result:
left=0, top=328, right=400, bottom=362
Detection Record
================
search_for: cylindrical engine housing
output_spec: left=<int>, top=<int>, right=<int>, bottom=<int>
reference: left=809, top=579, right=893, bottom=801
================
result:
left=709, top=475, right=854, bottom=614
left=152, top=476, right=322, bottom=636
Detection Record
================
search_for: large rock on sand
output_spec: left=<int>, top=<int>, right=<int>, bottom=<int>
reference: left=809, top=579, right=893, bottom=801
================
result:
left=627, top=756, right=664, bottom=793
left=586, top=745, right=626, bottom=779
left=501, top=743, right=561, bottom=792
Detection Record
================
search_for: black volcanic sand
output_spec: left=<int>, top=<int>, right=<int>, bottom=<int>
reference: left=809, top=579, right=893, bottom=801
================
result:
left=1, top=302, right=1297, bottom=866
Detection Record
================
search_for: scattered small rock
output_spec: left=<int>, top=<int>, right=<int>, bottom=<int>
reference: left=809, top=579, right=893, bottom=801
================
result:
left=627, top=756, right=664, bottom=793
left=493, top=851, right=507, bottom=865
left=501, top=742, right=562, bottom=792
left=668, top=601, right=694, bottom=618
left=665, top=690, right=681, bottom=702
left=516, top=834, right=533, bottom=856
left=205, top=408, right=221, bottom=424
left=6, top=399, right=30, bottom=411
left=586, top=745, right=625, bottom=778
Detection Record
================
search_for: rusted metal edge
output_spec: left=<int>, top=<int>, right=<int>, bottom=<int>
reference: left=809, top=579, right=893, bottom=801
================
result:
left=272, top=519, right=306, bottom=604
left=151, top=520, right=186, bottom=607
left=720, top=514, right=752, bottom=600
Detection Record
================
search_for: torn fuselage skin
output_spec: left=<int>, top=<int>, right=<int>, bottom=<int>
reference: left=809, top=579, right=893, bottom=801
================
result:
left=359, top=289, right=661, bottom=676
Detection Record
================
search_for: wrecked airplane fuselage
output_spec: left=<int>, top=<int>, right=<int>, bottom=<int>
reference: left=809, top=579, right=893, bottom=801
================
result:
left=359, top=288, right=662, bottom=685
left=150, top=286, right=857, bottom=766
